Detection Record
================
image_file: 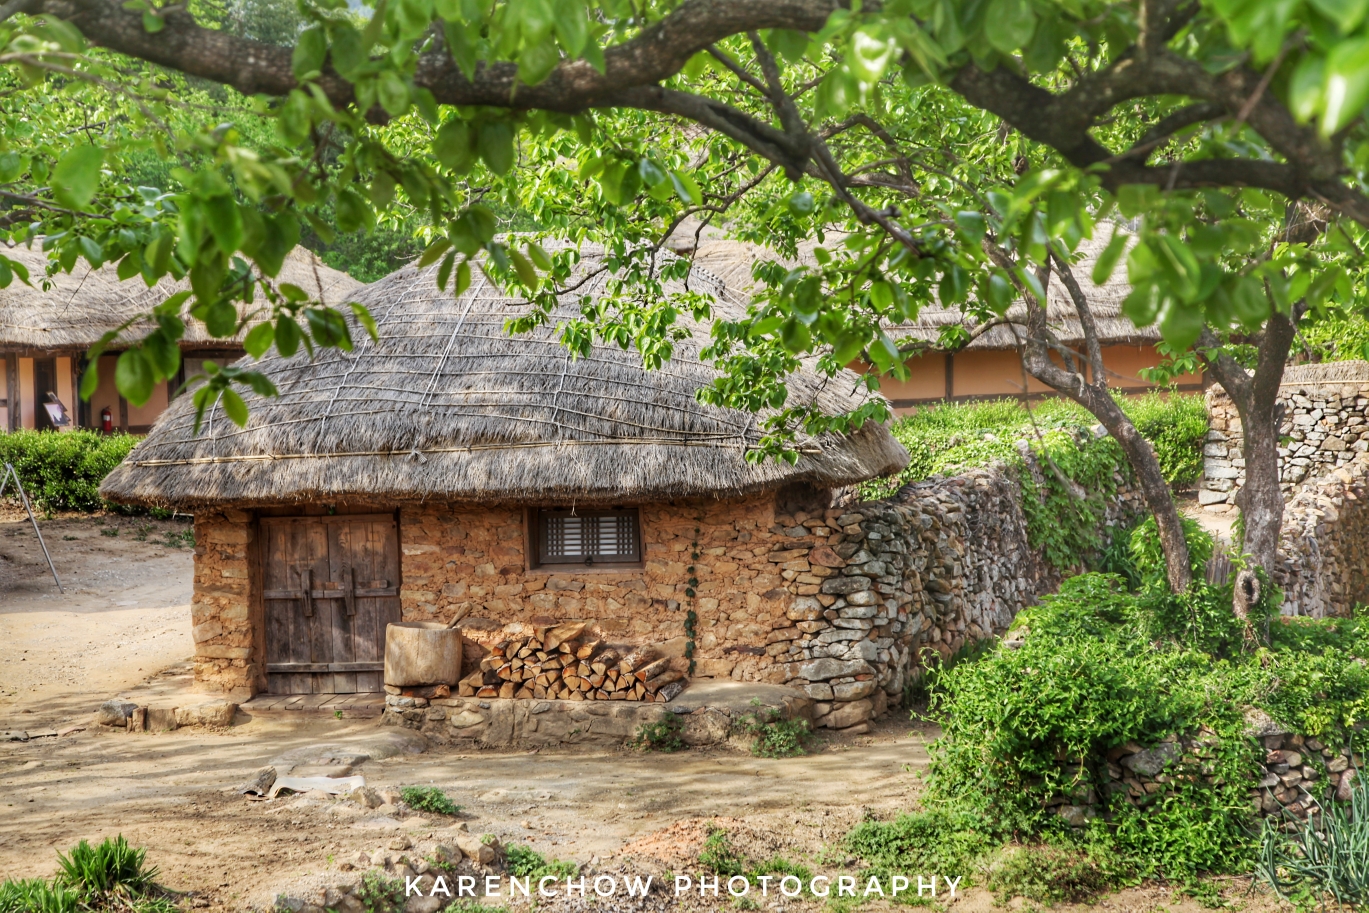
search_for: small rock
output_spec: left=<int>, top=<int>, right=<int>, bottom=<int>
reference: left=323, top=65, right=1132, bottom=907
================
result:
left=389, top=835, right=413, bottom=851
left=376, top=803, right=401, bottom=817
left=1120, top=742, right=1181, bottom=777
left=380, top=787, right=403, bottom=805
left=94, top=699, right=137, bottom=728
left=353, top=786, right=383, bottom=809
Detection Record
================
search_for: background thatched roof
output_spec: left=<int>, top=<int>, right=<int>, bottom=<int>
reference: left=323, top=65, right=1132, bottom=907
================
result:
left=685, top=230, right=1156, bottom=351
left=101, top=247, right=908, bottom=509
left=0, top=244, right=361, bottom=353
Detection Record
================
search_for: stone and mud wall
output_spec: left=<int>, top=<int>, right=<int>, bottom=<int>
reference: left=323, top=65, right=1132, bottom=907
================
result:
left=188, top=450, right=1142, bottom=729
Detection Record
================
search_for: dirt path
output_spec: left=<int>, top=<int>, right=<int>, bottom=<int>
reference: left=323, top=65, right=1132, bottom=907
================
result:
left=0, top=512, right=195, bottom=720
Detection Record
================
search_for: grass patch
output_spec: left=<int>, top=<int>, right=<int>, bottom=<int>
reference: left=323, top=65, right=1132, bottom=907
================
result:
left=699, top=826, right=748, bottom=877
left=0, top=835, right=177, bottom=912
left=399, top=786, right=460, bottom=816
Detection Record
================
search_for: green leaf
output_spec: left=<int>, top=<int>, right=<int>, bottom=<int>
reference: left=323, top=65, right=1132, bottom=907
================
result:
left=787, top=190, right=815, bottom=215
left=477, top=121, right=515, bottom=175
left=1321, top=37, right=1369, bottom=136
left=244, top=321, right=276, bottom=358
left=849, top=28, right=897, bottom=83
left=115, top=349, right=154, bottom=406
left=351, top=302, right=379, bottom=341
left=204, top=299, right=238, bottom=337
left=638, top=157, right=666, bottom=187
left=292, top=26, right=328, bottom=79
left=444, top=21, right=478, bottom=80
left=954, top=210, right=987, bottom=242
left=420, top=237, right=453, bottom=268
left=453, top=259, right=472, bottom=296
left=552, top=0, right=589, bottom=56
left=510, top=248, right=539, bottom=290
left=78, top=235, right=104, bottom=267
left=142, top=10, right=164, bottom=32
left=670, top=170, right=703, bottom=206
left=51, top=145, right=103, bottom=210
left=220, top=388, right=249, bottom=427
left=330, top=23, right=367, bottom=80
left=204, top=195, right=243, bottom=256
left=1310, top=0, right=1369, bottom=33
left=436, top=250, right=456, bottom=290
left=1091, top=229, right=1128, bottom=285
left=335, top=188, right=373, bottom=233
left=984, top=0, right=1036, bottom=53
left=526, top=242, right=552, bottom=270
left=434, top=119, right=475, bottom=173
left=1158, top=298, right=1203, bottom=350
left=377, top=71, right=411, bottom=117
left=276, top=316, right=303, bottom=357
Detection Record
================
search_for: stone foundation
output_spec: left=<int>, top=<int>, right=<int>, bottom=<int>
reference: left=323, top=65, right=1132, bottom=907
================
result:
left=1275, top=451, right=1369, bottom=617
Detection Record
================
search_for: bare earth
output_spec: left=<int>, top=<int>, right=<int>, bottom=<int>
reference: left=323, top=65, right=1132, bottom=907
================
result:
left=0, top=515, right=1288, bottom=913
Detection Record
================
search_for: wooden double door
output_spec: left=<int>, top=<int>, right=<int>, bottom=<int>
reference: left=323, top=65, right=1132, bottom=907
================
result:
left=262, top=515, right=401, bottom=694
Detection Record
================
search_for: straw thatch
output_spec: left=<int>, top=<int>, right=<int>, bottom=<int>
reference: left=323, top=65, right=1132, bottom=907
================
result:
left=0, top=244, right=361, bottom=352
left=687, top=230, right=1156, bottom=351
left=101, top=247, right=908, bottom=509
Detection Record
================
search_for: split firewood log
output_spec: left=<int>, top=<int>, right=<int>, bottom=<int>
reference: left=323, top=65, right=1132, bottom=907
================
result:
left=646, top=669, right=685, bottom=691
left=618, top=647, right=657, bottom=674
left=635, top=657, right=670, bottom=682
left=545, top=622, right=586, bottom=650
left=576, top=639, right=602, bottom=659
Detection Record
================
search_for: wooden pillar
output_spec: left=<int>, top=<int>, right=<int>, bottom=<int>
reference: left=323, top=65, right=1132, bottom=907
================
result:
left=5, top=354, right=17, bottom=431
left=118, top=394, right=128, bottom=431
left=945, top=353, right=954, bottom=400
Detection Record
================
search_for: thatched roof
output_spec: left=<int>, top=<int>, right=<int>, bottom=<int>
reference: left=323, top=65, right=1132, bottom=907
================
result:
left=0, top=244, right=361, bottom=353
left=687, top=230, right=1157, bottom=351
left=100, top=248, right=908, bottom=509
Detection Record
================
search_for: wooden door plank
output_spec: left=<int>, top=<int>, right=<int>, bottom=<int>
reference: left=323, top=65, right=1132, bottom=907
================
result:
left=304, top=521, right=333, bottom=691
left=327, top=521, right=357, bottom=694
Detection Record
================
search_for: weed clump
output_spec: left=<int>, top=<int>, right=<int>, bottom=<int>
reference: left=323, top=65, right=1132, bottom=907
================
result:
left=735, top=702, right=810, bottom=758
left=632, top=713, right=685, bottom=752
left=0, top=835, right=177, bottom=912
left=399, top=786, right=460, bottom=816
left=505, top=845, right=577, bottom=881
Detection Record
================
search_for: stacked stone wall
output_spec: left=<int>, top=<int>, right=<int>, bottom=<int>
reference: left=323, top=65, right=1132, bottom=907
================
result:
left=1275, top=451, right=1369, bottom=617
left=1201, top=361, right=1369, bottom=510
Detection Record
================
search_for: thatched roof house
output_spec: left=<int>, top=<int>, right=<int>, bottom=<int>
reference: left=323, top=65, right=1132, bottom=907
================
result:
left=686, top=231, right=1200, bottom=409
left=101, top=249, right=908, bottom=700
left=0, top=245, right=359, bottom=432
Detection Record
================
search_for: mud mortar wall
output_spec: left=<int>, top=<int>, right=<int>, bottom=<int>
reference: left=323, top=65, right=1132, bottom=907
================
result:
left=187, top=458, right=1141, bottom=713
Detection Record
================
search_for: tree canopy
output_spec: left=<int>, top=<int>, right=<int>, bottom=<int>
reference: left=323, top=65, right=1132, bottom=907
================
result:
left=4, top=0, right=1369, bottom=576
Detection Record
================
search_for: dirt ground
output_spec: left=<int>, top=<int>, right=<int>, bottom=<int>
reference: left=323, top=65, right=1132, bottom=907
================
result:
left=0, top=515, right=1289, bottom=913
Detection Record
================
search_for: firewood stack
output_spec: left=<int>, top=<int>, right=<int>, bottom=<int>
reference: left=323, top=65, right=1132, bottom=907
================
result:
left=456, top=622, right=686, bottom=702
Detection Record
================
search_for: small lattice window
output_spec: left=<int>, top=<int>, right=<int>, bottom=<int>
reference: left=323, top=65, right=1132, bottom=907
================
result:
left=534, top=508, right=641, bottom=567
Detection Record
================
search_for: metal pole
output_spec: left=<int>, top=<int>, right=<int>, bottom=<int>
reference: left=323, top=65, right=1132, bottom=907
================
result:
left=3, top=462, right=62, bottom=593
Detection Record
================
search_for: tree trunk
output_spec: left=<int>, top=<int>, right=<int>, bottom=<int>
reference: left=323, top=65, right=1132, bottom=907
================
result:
left=983, top=244, right=1193, bottom=592
left=1201, top=310, right=1299, bottom=577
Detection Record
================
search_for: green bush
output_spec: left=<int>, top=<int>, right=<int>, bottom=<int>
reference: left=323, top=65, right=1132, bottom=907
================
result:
left=845, top=808, right=997, bottom=880
left=984, top=841, right=1134, bottom=905
left=1123, top=391, right=1210, bottom=487
left=399, top=785, right=460, bottom=816
left=0, top=430, right=139, bottom=513
left=699, top=826, right=748, bottom=877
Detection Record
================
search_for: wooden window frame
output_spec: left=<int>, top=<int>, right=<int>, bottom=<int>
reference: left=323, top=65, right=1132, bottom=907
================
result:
left=528, top=507, right=643, bottom=570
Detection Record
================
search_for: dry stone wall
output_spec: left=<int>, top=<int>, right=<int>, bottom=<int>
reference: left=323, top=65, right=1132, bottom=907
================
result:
left=188, top=508, right=262, bottom=697
left=1275, top=451, right=1369, bottom=617
left=1201, top=361, right=1369, bottom=510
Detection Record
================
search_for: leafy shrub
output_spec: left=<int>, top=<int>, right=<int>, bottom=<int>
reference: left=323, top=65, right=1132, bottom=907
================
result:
left=0, top=430, right=139, bottom=512
left=505, top=844, right=577, bottom=881
left=632, top=713, right=685, bottom=752
left=1257, top=766, right=1369, bottom=906
left=399, top=786, right=460, bottom=816
left=734, top=704, right=810, bottom=758
left=699, top=826, right=747, bottom=877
